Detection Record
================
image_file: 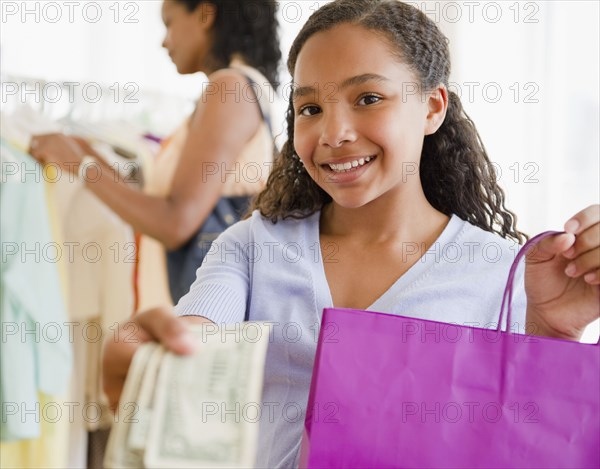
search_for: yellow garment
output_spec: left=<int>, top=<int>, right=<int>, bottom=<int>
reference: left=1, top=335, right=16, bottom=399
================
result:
left=50, top=157, right=135, bottom=468
left=136, top=62, right=275, bottom=311
left=0, top=160, right=71, bottom=468
left=43, top=164, right=70, bottom=310
left=0, top=393, right=69, bottom=469
left=135, top=121, right=187, bottom=312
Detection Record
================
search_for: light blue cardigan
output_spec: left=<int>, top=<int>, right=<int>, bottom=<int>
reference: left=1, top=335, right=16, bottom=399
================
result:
left=175, top=210, right=526, bottom=468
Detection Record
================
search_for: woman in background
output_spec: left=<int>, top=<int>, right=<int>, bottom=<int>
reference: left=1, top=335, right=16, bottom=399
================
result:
left=30, top=0, right=282, bottom=304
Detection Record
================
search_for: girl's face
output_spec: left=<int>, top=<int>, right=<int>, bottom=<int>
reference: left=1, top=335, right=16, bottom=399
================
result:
left=293, top=23, right=446, bottom=210
left=161, top=1, right=214, bottom=75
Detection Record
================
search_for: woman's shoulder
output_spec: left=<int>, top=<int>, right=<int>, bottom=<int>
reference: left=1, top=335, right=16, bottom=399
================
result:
left=201, top=68, right=252, bottom=100
left=206, top=63, right=269, bottom=90
left=227, top=61, right=271, bottom=87
left=200, top=66, right=258, bottom=101
left=206, top=67, right=247, bottom=83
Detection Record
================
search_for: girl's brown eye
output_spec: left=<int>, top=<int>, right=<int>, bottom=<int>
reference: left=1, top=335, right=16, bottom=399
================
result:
left=358, top=95, right=382, bottom=106
left=299, top=105, right=321, bottom=116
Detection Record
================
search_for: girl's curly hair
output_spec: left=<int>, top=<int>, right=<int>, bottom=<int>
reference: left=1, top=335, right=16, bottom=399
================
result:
left=175, top=0, right=281, bottom=88
left=251, top=0, right=527, bottom=243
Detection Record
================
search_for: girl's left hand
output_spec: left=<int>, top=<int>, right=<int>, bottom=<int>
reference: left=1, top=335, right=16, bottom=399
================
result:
left=29, top=133, right=86, bottom=174
left=524, top=204, right=600, bottom=341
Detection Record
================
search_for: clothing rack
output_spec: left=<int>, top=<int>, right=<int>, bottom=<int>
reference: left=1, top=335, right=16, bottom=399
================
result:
left=1, top=74, right=195, bottom=137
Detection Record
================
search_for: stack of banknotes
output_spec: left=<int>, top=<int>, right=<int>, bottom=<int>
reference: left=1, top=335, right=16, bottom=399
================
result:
left=104, top=322, right=271, bottom=468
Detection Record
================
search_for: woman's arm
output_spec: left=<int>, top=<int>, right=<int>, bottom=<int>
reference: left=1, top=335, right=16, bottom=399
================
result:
left=30, top=70, right=262, bottom=250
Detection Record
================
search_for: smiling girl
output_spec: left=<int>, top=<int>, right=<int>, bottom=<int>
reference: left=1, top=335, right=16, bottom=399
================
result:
left=103, top=1, right=600, bottom=467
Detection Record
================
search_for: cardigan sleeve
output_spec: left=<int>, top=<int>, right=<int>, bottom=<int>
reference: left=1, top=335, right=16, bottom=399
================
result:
left=173, top=217, right=251, bottom=324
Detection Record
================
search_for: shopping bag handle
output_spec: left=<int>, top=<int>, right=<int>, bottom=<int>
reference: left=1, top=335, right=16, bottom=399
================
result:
left=499, top=230, right=600, bottom=345
left=499, top=231, right=561, bottom=333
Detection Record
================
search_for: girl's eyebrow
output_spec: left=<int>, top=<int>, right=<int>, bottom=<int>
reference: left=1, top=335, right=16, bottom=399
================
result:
left=292, top=73, right=390, bottom=101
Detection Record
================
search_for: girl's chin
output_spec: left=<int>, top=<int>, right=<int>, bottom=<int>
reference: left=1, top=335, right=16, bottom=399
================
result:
left=329, top=197, right=375, bottom=211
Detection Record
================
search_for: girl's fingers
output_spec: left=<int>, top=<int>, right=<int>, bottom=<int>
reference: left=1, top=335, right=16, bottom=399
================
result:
left=102, top=307, right=196, bottom=412
left=563, top=223, right=600, bottom=259
left=136, top=307, right=198, bottom=355
left=564, top=204, right=600, bottom=235
left=583, top=269, right=600, bottom=285
left=564, top=248, right=600, bottom=279
left=526, top=232, right=574, bottom=263
left=102, top=320, right=151, bottom=412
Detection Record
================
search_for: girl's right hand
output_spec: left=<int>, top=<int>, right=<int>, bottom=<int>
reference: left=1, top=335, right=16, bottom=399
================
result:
left=102, top=306, right=200, bottom=412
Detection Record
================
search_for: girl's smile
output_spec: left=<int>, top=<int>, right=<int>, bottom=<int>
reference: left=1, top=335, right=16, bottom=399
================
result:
left=319, top=154, right=378, bottom=184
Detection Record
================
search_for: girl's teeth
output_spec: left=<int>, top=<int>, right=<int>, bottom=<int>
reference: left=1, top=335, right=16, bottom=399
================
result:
left=328, top=156, right=374, bottom=173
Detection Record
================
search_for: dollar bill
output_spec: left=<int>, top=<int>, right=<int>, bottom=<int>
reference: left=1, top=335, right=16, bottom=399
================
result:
left=104, top=322, right=271, bottom=469
left=125, top=345, right=165, bottom=456
left=104, top=342, right=160, bottom=469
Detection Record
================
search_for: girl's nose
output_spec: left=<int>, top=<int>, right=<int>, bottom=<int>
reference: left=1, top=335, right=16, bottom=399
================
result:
left=318, top=111, right=357, bottom=148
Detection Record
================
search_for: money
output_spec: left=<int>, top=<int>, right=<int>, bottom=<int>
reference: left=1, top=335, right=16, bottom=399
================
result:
left=104, top=342, right=159, bottom=469
left=104, top=322, right=271, bottom=469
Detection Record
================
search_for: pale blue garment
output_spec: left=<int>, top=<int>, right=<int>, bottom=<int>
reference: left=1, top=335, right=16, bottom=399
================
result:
left=175, top=210, right=526, bottom=468
left=0, top=139, right=72, bottom=441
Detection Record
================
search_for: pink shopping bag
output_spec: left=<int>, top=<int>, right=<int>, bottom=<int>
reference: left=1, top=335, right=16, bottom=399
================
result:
left=300, top=232, right=600, bottom=468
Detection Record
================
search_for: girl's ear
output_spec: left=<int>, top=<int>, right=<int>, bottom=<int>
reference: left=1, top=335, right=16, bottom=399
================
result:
left=424, top=85, right=448, bottom=136
left=196, top=2, right=217, bottom=29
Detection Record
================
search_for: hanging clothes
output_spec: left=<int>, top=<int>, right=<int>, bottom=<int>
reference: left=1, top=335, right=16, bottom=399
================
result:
left=0, top=139, right=72, bottom=442
left=2, top=105, right=138, bottom=468
left=1, top=108, right=72, bottom=468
